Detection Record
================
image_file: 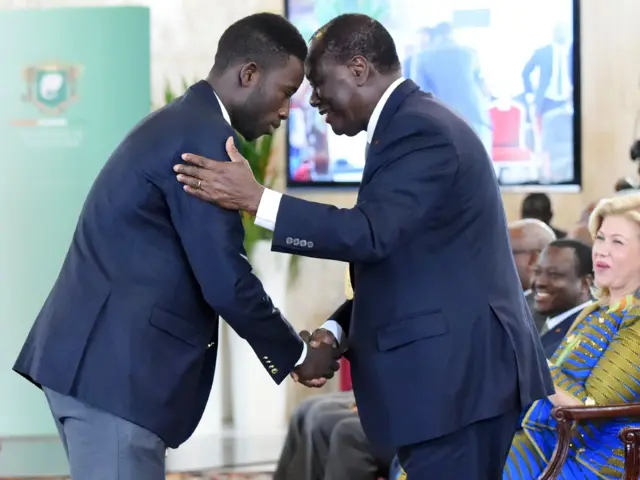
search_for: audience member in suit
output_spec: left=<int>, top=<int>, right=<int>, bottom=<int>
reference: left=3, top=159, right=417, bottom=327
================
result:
left=532, top=240, right=593, bottom=356
left=521, top=21, right=573, bottom=118
left=274, top=391, right=356, bottom=480
left=11, top=14, right=339, bottom=480
left=508, top=219, right=556, bottom=331
left=274, top=270, right=357, bottom=480
left=521, top=192, right=567, bottom=238
left=175, top=13, right=554, bottom=479
left=324, top=413, right=394, bottom=480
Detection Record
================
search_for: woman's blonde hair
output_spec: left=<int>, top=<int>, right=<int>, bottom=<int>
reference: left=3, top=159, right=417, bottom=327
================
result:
left=588, top=192, right=640, bottom=300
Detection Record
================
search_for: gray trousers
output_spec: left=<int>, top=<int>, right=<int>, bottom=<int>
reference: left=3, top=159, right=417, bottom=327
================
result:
left=274, top=391, right=355, bottom=480
left=44, top=388, right=166, bottom=480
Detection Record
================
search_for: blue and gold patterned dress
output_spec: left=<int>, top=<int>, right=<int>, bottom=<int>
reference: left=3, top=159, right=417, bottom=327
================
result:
left=504, top=294, right=640, bottom=479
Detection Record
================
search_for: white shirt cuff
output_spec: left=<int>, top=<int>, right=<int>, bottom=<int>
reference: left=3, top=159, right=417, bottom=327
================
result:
left=294, top=340, right=307, bottom=366
left=321, top=320, right=344, bottom=346
left=254, top=188, right=282, bottom=231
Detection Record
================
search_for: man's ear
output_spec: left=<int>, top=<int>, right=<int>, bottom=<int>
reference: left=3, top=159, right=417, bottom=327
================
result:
left=349, top=55, right=370, bottom=87
left=582, top=274, right=594, bottom=295
left=239, top=62, right=260, bottom=88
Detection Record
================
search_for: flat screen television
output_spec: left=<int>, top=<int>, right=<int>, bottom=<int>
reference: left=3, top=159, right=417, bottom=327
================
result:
left=285, top=0, right=581, bottom=191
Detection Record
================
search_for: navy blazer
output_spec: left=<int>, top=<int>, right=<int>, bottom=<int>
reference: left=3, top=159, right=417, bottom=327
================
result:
left=13, top=81, right=303, bottom=448
left=540, top=310, right=581, bottom=358
left=270, top=80, right=553, bottom=450
left=522, top=44, right=574, bottom=110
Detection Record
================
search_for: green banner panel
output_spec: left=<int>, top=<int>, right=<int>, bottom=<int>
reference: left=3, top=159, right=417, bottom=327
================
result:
left=0, top=6, right=150, bottom=436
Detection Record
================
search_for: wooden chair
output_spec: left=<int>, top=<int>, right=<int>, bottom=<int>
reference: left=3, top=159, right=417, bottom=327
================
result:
left=538, top=403, right=640, bottom=479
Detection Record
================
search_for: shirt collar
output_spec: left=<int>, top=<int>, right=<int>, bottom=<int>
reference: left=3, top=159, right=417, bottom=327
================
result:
left=366, top=77, right=406, bottom=143
left=213, top=92, right=231, bottom=125
left=545, top=300, right=592, bottom=331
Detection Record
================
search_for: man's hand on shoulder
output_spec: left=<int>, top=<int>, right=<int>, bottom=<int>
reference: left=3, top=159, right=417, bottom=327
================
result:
left=292, top=329, right=340, bottom=387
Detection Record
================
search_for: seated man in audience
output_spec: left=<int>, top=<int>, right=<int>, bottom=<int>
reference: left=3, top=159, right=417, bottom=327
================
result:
left=275, top=269, right=393, bottom=480
left=509, top=219, right=556, bottom=331
left=274, top=270, right=356, bottom=480
left=521, top=192, right=567, bottom=238
left=533, top=239, right=593, bottom=356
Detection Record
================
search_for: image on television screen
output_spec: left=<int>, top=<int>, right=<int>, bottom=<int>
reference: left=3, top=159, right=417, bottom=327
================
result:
left=286, top=0, right=580, bottom=189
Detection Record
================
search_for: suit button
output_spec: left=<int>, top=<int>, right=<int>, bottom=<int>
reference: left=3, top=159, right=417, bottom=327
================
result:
left=307, top=241, right=314, bottom=248
left=299, top=240, right=307, bottom=247
left=270, top=368, right=278, bottom=375
left=286, top=237, right=293, bottom=245
left=207, top=342, right=215, bottom=348
left=293, top=238, right=300, bottom=246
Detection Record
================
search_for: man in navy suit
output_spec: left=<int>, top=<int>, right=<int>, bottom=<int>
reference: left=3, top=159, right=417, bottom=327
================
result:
left=13, top=13, right=339, bottom=480
left=522, top=21, right=573, bottom=117
left=533, top=239, right=593, bottom=357
left=173, top=14, right=554, bottom=479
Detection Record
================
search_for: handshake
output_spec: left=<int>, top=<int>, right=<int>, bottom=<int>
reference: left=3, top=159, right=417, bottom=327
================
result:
left=291, top=328, right=342, bottom=388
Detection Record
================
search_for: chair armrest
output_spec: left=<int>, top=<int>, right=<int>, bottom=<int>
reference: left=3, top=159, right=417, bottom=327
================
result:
left=553, top=403, right=640, bottom=422
left=620, top=427, right=640, bottom=480
left=538, top=404, right=640, bottom=479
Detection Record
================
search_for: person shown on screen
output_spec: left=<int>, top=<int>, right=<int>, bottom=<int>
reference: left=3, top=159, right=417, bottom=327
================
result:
left=173, top=13, right=553, bottom=480
left=12, top=13, right=339, bottom=480
left=409, top=21, right=493, bottom=155
left=522, top=21, right=573, bottom=119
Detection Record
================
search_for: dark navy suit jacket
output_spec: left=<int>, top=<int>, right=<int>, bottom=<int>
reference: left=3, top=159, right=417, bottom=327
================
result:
left=522, top=43, right=574, bottom=111
left=540, top=310, right=582, bottom=358
left=13, top=81, right=303, bottom=448
left=270, top=80, right=554, bottom=450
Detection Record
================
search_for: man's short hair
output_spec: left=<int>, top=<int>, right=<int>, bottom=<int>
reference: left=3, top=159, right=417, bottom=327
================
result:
left=212, top=13, right=307, bottom=74
left=309, top=14, right=401, bottom=74
left=548, top=239, right=593, bottom=277
left=521, top=193, right=553, bottom=221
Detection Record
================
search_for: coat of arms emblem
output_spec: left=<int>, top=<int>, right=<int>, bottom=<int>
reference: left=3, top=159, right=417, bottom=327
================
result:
left=22, top=62, right=82, bottom=114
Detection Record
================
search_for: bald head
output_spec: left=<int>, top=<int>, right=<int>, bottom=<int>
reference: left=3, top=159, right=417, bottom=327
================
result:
left=509, top=219, right=557, bottom=290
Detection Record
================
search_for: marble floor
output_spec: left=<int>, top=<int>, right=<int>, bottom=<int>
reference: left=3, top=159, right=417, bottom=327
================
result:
left=0, top=428, right=284, bottom=479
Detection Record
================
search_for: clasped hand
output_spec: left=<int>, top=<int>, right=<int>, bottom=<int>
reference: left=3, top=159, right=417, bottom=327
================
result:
left=292, top=328, right=341, bottom=388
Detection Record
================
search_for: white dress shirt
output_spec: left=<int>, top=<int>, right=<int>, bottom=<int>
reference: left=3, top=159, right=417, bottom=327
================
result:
left=544, top=300, right=591, bottom=332
left=213, top=89, right=307, bottom=366
left=254, top=78, right=406, bottom=351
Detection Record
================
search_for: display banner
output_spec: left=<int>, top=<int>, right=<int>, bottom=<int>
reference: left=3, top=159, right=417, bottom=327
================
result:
left=0, top=6, right=150, bottom=437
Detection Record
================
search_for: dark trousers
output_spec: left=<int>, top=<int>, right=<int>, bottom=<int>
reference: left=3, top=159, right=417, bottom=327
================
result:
left=398, top=407, right=521, bottom=480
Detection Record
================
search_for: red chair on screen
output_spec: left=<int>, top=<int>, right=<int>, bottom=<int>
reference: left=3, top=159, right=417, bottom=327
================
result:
left=339, top=357, right=352, bottom=391
left=489, top=101, right=531, bottom=162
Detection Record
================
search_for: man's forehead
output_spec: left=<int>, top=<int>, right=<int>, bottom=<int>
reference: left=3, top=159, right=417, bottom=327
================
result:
left=540, top=246, right=574, bottom=267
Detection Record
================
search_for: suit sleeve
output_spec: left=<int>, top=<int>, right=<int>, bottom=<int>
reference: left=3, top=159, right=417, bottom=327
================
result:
left=271, top=122, right=458, bottom=263
left=521, top=49, right=541, bottom=95
left=162, top=134, right=303, bottom=385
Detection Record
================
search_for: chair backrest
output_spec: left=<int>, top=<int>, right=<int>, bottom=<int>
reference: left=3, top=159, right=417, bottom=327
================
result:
left=489, top=102, right=525, bottom=147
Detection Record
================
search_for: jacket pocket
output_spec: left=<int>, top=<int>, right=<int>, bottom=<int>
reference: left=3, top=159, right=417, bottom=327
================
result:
left=149, top=308, right=202, bottom=347
left=376, top=309, right=448, bottom=351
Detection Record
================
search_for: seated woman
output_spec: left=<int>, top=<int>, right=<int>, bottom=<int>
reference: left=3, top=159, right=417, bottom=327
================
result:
left=504, top=193, right=640, bottom=479
left=396, top=193, right=640, bottom=479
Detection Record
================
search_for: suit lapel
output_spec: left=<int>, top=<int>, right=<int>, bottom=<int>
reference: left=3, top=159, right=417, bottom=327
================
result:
left=359, top=80, right=421, bottom=190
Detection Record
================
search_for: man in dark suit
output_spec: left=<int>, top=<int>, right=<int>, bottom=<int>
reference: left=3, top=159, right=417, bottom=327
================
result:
left=522, top=21, right=573, bottom=117
left=12, top=14, right=338, bottom=480
left=533, top=239, right=593, bottom=357
left=173, top=14, right=553, bottom=479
